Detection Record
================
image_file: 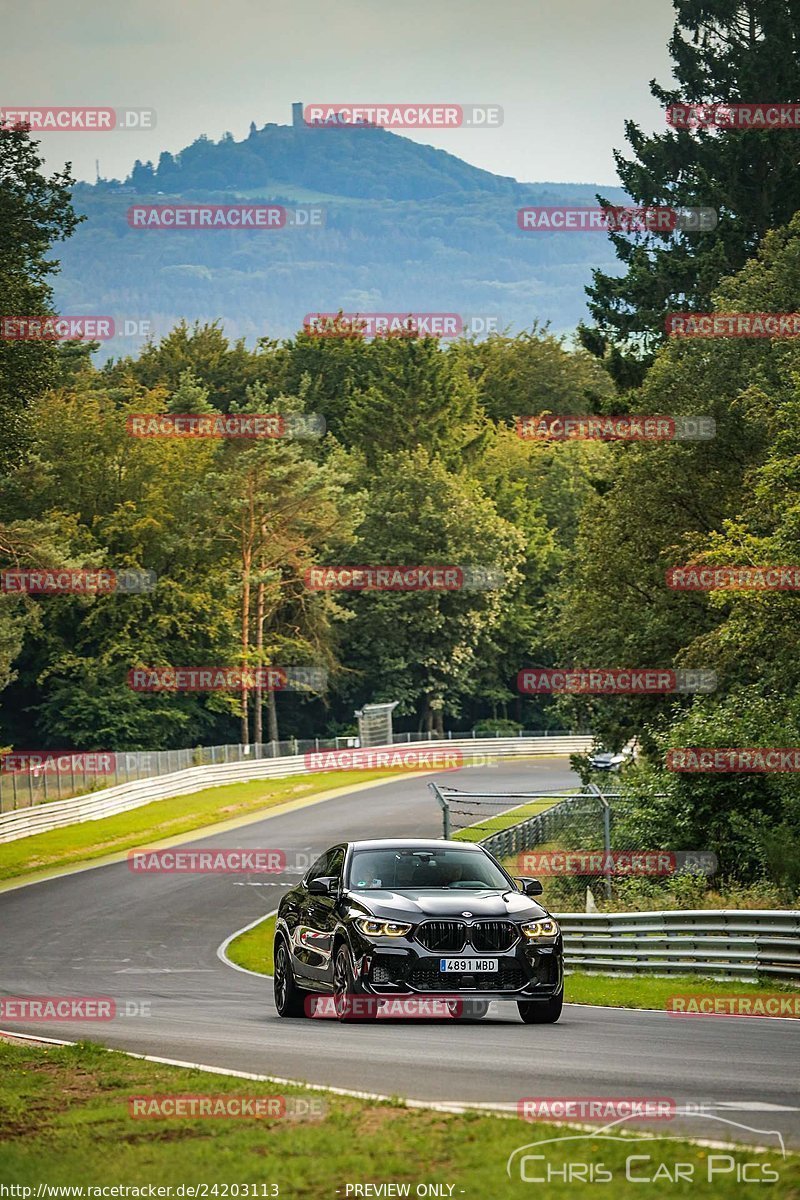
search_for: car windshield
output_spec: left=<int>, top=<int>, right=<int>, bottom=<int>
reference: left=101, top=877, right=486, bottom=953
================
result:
left=347, top=848, right=511, bottom=891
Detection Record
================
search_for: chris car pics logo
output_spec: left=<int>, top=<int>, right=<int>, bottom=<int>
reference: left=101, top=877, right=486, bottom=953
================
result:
left=506, top=1111, right=785, bottom=1185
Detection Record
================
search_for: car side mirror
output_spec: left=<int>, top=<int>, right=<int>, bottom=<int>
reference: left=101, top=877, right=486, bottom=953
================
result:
left=308, top=875, right=336, bottom=896
left=515, top=876, right=543, bottom=897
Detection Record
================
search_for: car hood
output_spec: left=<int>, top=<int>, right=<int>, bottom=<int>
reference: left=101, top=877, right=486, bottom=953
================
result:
left=346, top=888, right=548, bottom=922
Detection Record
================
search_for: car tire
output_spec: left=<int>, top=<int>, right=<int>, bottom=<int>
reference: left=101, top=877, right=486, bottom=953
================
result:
left=273, top=938, right=309, bottom=1018
left=517, top=989, right=563, bottom=1024
left=333, top=944, right=376, bottom=1021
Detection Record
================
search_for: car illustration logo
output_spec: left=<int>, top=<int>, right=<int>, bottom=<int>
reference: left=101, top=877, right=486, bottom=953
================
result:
left=462, top=911, right=473, bottom=917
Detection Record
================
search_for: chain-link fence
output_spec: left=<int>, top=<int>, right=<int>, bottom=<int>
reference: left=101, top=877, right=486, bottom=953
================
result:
left=431, top=782, right=585, bottom=843
left=0, top=739, right=337, bottom=813
left=432, top=781, right=718, bottom=911
left=0, top=728, right=580, bottom=813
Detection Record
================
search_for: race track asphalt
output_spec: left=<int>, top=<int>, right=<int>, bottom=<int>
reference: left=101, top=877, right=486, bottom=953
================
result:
left=1, top=758, right=797, bottom=1152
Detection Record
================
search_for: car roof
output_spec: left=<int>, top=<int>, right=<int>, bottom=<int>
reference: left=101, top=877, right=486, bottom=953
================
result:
left=347, top=838, right=484, bottom=852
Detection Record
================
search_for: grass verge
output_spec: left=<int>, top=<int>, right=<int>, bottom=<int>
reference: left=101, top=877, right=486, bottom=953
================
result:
left=453, top=794, right=572, bottom=843
left=0, top=769, right=406, bottom=885
left=565, top=971, right=800, bottom=1009
left=0, top=1040, right=795, bottom=1198
left=226, top=913, right=278, bottom=975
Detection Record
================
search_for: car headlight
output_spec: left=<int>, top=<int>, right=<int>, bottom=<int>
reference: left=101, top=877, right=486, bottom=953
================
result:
left=520, top=918, right=559, bottom=941
left=354, top=918, right=412, bottom=938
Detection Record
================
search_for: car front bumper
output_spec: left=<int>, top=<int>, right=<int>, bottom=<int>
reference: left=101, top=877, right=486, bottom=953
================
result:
left=353, top=936, right=564, bottom=1000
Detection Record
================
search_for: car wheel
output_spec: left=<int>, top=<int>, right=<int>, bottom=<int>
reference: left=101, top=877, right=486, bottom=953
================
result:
left=517, top=989, right=563, bottom=1024
left=273, top=938, right=308, bottom=1018
left=333, top=944, right=375, bottom=1021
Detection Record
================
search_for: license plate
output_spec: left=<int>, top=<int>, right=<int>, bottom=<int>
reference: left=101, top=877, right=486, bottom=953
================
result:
left=439, top=957, right=498, bottom=972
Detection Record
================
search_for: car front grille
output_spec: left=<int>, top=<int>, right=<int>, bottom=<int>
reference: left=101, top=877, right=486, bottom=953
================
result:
left=415, top=921, right=467, bottom=952
left=408, top=960, right=527, bottom=992
left=469, top=920, right=518, bottom=952
left=414, top=920, right=519, bottom=953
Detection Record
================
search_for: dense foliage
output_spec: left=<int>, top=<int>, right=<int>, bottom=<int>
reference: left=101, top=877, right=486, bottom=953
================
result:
left=3, top=0, right=800, bottom=893
left=580, top=0, right=800, bottom=384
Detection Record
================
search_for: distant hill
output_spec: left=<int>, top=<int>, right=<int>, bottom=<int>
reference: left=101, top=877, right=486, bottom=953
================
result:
left=53, top=109, right=627, bottom=359
left=125, top=118, right=526, bottom=201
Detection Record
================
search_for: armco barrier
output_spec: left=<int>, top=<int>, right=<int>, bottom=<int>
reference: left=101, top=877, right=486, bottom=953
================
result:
left=555, top=909, right=800, bottom=981
left=0, top=729, right=586, bottom=813
left=0, top=736, right=592, bottom=844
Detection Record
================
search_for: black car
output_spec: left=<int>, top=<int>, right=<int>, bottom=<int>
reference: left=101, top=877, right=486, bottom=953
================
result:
left=273, top=838, right=564, bottom=1023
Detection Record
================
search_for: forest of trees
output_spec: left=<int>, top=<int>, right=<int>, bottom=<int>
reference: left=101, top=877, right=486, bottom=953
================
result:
left=2, top=0, right=800, bottom=890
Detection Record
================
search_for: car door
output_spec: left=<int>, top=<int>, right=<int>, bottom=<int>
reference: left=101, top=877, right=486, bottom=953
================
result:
left=289, top=850, right=330, bottom=983
left=296, top=847, right=345, bottom=989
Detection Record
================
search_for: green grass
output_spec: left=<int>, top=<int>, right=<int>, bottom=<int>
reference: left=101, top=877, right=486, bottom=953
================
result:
left=453, top=795, right=572, bottom=843
left=0, top=769, right=405, bottom=885
left=0, top=1040, right=795, bottom=1198
left=566, top=971, right=800, bottom=1010
left=227, top=913, right=277, bottom=974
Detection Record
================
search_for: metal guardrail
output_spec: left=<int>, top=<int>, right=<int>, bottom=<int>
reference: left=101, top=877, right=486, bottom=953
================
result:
left=471, top=792, right=800, bottom=981
left=0, top=735, right=593, bottom=844
left=0, top=729, right=585, bottom=813
left=554, top=909, right=800, bottom=981
left=0, top=741, right=304, bottom=813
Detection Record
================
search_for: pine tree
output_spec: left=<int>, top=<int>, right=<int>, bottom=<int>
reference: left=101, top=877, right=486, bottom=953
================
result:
left=580, top=0, right=800, bottom=385
left=0, top=124, right=82, bottom=469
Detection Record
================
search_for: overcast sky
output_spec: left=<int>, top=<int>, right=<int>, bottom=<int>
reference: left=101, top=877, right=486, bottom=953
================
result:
left=5, top=0, right=677, bottom=186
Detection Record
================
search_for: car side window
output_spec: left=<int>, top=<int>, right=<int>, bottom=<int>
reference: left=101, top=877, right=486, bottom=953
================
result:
left=306, top=851, right=331, bottom=885
left=326, top=849, right=345, bottom=880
